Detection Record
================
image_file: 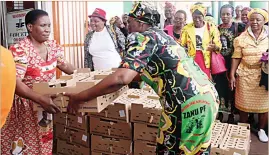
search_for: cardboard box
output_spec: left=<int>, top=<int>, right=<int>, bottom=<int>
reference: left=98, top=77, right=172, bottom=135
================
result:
left=33, top=69, right=127, bottom=112
left=53, top=112, right=89, bottom=131
left=55, top=123, right=90, bottom=147
left=219, top=136, right=250, bottom=155
left=133, top=140, right=156, bottom=155
left=57, top=139, right=90, bottom=155
left=91, top=135, right=132, bottom=154
left=89, top=103, right=130, bottom=123
left=89, top=88, right=150, bottom=123
left=130, top=97, right=161, bottom=127
left=133, top=123, right=158, bottom=144
left=89, top=88, right=137, bottom=123
left=211, top=122, right=251, bottom=155
left=90, top=117, right=132, bottom=140
left=34, top=81, right=125, bottom=112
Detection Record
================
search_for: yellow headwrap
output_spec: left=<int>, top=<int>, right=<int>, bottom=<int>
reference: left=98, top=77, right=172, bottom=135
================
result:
left=190, top=4, right=207, bottom=16
left=247, top=8, right=269, bottom=23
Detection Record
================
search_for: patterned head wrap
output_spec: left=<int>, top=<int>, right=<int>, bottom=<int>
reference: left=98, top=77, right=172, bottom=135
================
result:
left=248, top=8, right=269, bottom=23
left=128, top=2, right=160, bottom=26
left=190, top=3, right=207, bottom=16
left=165, top=2, right=176, bottom=14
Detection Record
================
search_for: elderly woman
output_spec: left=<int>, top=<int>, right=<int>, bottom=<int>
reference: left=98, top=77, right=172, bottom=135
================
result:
left=215, top=4, right=246, bottom=123
left=180, top=3, right=222, bottom=78
left=230, top=8, right=268, bottom=143
left=66, top=2, right=219, bottom=154
left=1, top=9, right=75, bottom=154
left=164, top=2, right=176, bottom=28
left=234, top=5, right=243, bottom=23
left=84, top=8, right=126, bottom=71
left=164, top=10, right=187, bottom=42
left=110, top=16, right=128, bottom=37
left=241, top=7, right=252, bottom=26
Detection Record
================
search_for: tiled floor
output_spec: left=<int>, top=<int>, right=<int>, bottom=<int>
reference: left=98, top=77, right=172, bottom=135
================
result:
left=250, top=132, right=268, bottom=155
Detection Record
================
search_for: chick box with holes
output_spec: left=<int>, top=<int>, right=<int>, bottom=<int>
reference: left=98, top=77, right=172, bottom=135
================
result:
left=91, top=135, right=132, bottom=154
left=211, top=122, right=251, bottom=155
left=89, top=88, right=151, bottom=123
left=133, top=140, right=156, bottom=155
left=53, top=112, right=89, bottom=132
left=33, top=77, right=127, bottom=113
left=130, top=95, right=162, bottom=127
left=54, top=123, right=90, bottom=147
left=56, top=139, right=90, bottom=155
left=89, top=117, right=132, bottom=140
left=133, top=123, right=158, bottom=144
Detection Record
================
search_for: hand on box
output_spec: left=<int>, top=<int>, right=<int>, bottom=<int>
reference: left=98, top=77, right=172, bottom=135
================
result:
left=64, top=92, right=82, bottom=114
left=39, top=95, right=61, bottom=114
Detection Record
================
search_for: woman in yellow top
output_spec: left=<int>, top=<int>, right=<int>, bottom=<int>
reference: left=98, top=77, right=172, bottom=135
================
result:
left=230, top=8, right=268, bottom=143
left=180, top=3, right=222, bottom=78
left=0, top=46, right=16, bottom=128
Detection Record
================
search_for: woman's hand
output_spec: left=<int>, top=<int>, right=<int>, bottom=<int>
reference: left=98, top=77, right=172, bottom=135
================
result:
left=229, top=75, right=236, bottom=91
left=38, top=95, right=61, bottom=114
left=207, top=43, right=218, bottom=52
left=64, top=93, right=83, bottom=114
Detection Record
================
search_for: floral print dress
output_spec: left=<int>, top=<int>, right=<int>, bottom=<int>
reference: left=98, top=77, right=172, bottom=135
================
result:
left=1, top=37, right=66, bottom=155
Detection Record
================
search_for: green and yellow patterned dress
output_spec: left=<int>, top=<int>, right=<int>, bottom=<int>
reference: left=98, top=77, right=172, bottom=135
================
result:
left=120, top=27, right=219, bottom=155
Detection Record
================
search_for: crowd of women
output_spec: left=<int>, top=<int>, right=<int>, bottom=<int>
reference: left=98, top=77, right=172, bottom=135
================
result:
left=1, top=1, right=268, bottom=155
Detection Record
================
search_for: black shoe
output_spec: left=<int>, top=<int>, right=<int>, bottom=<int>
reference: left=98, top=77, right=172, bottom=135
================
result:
left=227, top=114, right=235, bottom=124
left=217, top=112, right=224, bottom=122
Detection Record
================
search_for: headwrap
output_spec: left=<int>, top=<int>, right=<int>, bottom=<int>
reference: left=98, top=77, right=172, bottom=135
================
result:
left=128, top=2, right=160, bottom=26
left=164, top=2, right=176, bottom=14
left=190, top=3, right=207, bottom=16
left=248, top=8, right=269, bottom=23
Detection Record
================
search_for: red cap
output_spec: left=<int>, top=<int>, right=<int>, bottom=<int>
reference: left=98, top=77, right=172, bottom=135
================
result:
left=88, top=8, right=106, bottom=21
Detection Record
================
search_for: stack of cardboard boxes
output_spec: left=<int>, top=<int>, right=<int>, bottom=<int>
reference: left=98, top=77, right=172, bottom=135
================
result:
left=89, top=88, right=162, bottom=155
left=32, top=69, right=130, bottom=155
left=211, top=121, right=251, bottom=155
left=53, top=113, right=90, bottom=155
left=130, top=91, right=162, bottom=155
left=34, top=68, right=253, bottom=155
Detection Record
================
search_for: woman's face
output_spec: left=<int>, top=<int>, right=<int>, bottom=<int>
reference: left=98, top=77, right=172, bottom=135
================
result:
left=90, top=17, right=105, bottom=32
left=128, top=17, right=143, bottom=33
left=192, top=13, right=205, bottom=28
left=165, top=8, right=173, bottom=19
left=235, top=7, right=242, bottom=17
left=173, top=12, right=186, bottom=28
left=241, top=10, right=250, bottom=24
left=122, top=14, right=128, bottom=24
left=221, top=8, right=233, bottom=24
left=27, top=15, right=51, bottom=43
left=115, top=17, right=123, bottom=28
left=249, top=13, right=265, bottom=32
